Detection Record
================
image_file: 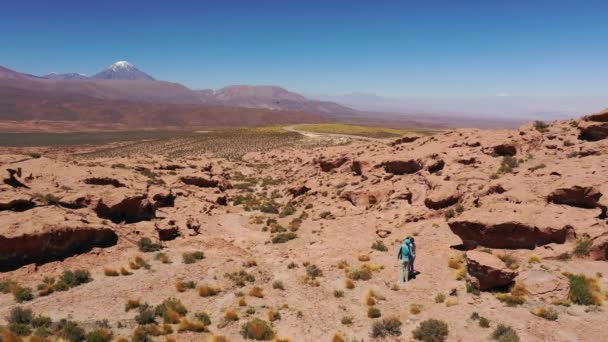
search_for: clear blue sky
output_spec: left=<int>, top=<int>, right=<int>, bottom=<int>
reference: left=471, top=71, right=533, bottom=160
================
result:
left=2, top=0, right=607, bottom=97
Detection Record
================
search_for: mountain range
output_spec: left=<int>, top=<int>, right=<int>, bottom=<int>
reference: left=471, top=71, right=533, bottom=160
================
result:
left=0, top=61, right=354, bottom=115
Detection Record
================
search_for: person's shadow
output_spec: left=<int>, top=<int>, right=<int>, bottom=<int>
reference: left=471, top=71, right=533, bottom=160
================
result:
left=409, top=270, right=421, bottom=280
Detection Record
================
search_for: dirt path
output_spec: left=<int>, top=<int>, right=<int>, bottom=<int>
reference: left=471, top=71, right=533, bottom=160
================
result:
left=283, top=125, right=390, bottom=143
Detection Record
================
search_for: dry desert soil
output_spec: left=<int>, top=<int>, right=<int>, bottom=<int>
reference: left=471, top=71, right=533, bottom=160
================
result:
left=1, top=111, right=608, bottom=342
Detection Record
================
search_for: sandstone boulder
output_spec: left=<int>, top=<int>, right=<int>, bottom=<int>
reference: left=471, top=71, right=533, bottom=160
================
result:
left=518, top=270, right=569, bottom=303
left=547, top=186, right=602, bottom=209
left=0, top=207, right=117, bottom=271
left=589, top=235, right=608, bottom=260
left=586, top=109, right=608, bottom=122
left=492, top=144, right=517, bottom=156
left=149, top=186, right=175, bottom=208
left=350, top=161, right=363, bottom=175
left=578, top=123, right=608, bottom=141
left=448, top=204, right=577, bottom=249
left=319, top=157, right=348, bottom=172
left=287, top=185, right=310, bottom=198
left=340, top=191, right=378, bottom=207
left=58, top=193, right=92, bottom=209
left=466, top=250, right=518, bottom=291
left=155, top=220, right=180, bottom=241
left=424, top=182, right=460, bottom=210
left=94, top=189, right=155, bottom=223
left=426, top=159, right=445, bottom=174
left=391, top=136, right=420, bottom=146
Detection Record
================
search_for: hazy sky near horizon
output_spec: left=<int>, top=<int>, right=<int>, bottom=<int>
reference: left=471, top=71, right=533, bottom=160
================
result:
left=3, top=0, right=607, bottom=97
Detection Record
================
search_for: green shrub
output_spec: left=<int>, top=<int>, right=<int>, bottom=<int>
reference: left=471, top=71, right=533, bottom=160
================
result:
left=9, top=323, right=32, bottom=336
left=58, top=319, right=86, bottom=342
left=271, top=232, right=297, bottom=244
left=195, top=312, right=212, bottom=325
left=306, top=264, right=323, bottom=279
left=13, top=286, right=34, bottom=303
left=567, top=273, right=601, bottom=305
left=86, top=328, right=113, bottom=342
left=367, top=306, right=381, bottom=318
left=225, top=270, right=255, bottom=287
left=412, top=319, right=449, bottom=342
left=59, top=269, right=92, bottom=288
left=137, top=237, right=162, bottom=252
left=498, top=156, right=518, bottom=174
left=444, top=209, right=455, bottom=220
left=573, top=238, right=593, bottom=257
left=533, top=120, right=548, bottom=132
left=492, top=324, right=519, bottom=342
left=371, top=316, right=402, bottom=337
left=278, top=205, right=295, bottom=218
left=32, top=315, right=52, bottom=328
left=0, top=279, right=17, bottom=293
left=8, top=306, right=32, bottom=324
left=135, top=305, right=157, bottom=325
left=341, top=316, right=353, bottom=325
left=241, top=318, right=274, bottom=340
left=479, top=317, right=490, bottom=328
left=371, top=240, right=388, bottom=252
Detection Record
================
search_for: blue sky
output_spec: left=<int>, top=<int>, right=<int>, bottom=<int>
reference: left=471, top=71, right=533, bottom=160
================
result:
left=2, top=0, right=607, bottom=97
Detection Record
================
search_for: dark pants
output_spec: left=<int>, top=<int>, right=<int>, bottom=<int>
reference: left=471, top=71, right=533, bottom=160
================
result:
left=408, top=256, right=415, bottom=274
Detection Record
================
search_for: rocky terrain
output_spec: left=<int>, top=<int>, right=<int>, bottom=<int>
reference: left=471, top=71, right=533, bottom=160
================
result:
left=0, top=111, right=607, bottom=341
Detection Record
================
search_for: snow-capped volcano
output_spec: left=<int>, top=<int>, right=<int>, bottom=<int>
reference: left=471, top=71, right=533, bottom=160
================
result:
left=91, top=61, right=155, bottom=81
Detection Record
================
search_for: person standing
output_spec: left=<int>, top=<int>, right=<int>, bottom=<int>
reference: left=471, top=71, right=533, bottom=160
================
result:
left=406, top=237, right=416, bottom=278
left=397, top=238, right=412, bottom=284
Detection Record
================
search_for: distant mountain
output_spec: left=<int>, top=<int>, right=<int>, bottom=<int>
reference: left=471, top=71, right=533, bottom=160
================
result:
left=45, top=72, right=89, bottom=80
left=0, top=63, right=355, bottom=121
left=197, top=85, right=355, bottom=115
left=91, top=61, right=155, bottom=81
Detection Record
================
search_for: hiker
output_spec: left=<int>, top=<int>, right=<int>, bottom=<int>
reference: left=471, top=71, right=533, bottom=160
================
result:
left=406, top=237, right=416, bottom=277
left=397, top=238, right=412, bottom=284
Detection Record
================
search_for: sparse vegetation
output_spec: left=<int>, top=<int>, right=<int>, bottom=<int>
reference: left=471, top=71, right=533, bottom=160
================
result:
left=367, top=306, right=381, bottom=318
left=531, top=307, right=558, bottom=321
left=371, top=316, right=402, bottom=338
left=496, top=283, right=527, bottom=306
left=573, top=237, right=593, bottom=257
left=534, top=120, right=549, bottom=133
left=497, top=254, right=519, bottom=270
left=271, top=232, right=297, bottom=243
left=182, top=251, right=205, bottom=264
left=498, top=156, right=518, bottom=174
left=341, top=316, right=353, bottom=325
left=479, top=317, right=491, bottom=328
left=198, top=285, right=221, bottom=297
left=225, top=270, right=255, bottom=287
left=241, top=318, right=274, bottom=340
left=413, top=319, right=449, bottom=342
left=434, top=293, right=446, bottom=303
left=272, top=280, right=285, bottom=290
left=566, top=273, right=602, bottom=305
left=492, top=324, right=520, bottom=342
left=409, top=303, right=422, bottom=314
left=137, top=237, right=162, bottom=252
left=371, top=240, right=388, bottom=252
left=249, top=287, right=264, bottom=298
left=155, top=252, right=171, bottom=264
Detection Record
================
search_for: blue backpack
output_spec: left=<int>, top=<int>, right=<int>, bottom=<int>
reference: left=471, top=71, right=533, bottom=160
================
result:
left=399, top=244, right=411, bottom=261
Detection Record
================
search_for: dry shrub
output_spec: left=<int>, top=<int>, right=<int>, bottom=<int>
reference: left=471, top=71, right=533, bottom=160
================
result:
left=367, top=306, right=381, bottom=318
left=447, top=255, right=464, bottom=269
left=337, top=260, right=349, bottom=269
left=332, top=333, right=344, bottom=342
left=120, top=267, right=132, bottom=276
left=345, top=279, right=355, bottom=289
left=267, top=308, right=280, bottom=322
left=445, top=298, right=458, bottom=307
left=496, top=283, right=527, bottom=306
left=528, top=255, right=541, bottom=264
left=249, top=287, right=264, bottom=298
left=531, top=307, right=558, bottom=321
left=155, top=253, right=172, bottom=264
left=104, top=268, right=119, bottom=277
left=224, top=309, right=240, bottom=321
left=239, top=297, right=247, bottom=306
left=413, top=319, right=449, bottom=342
left=208, top=336, right=228, bottom=342
left=409, top=303, right=422, bottom=314
left=243, top=259, right=258, bottom=268
left=198, top=285, right=221, bottom=297
left=241, top=318, right=274, bottom=340
left=371, top=316, right=402, bottom=338
left=358, top=255, right=371, bottom=262
left=434, top=293, right=446, bottom=303
left=125, top=299, right=140, bottom=312
left=178, top=318, right=208, bottom=332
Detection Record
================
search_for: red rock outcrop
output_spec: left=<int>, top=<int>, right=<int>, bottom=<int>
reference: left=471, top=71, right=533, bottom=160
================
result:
left=424, top=182, right=460, bottom=210
left=381, top=160, right=423, bottom=175
left=319, top=157, right=348, bottom=172
left=589, top=235, right=608, bottom=260
left=340, top=191, right=378, bottom=207
left=466, top=250, right=518, bottom=291
left=578, top=123, right=608, bottom=141
left=491, top=144, right=517, bottom=156
left=585, top=109, right=608, bottom=122
left=94, top=190, right=155, bottom=223
left=448, top=205, right=576, bottom=249
left=84, top=177, right=126, bottom=188
left=547, top=186, right=602, bottom=209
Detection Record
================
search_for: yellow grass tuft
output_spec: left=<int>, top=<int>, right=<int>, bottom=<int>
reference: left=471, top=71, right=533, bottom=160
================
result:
left=358, top=255, right=371, bottom=262
left=409, top=303, right=422, bottom=314
left=208, top=336, right=228, bottom=342
left=345, top=278, right=355, bottom=289
left=104, top=268, right=119, bottom=276
left=249, top=286, right=264, bottom=298
left=238, top=297, right=247, bottom=306
left=198, top=285, right=221, bottom=297
left=224, top=309, right=240, bottom=321
left=178, top=318, right=208, bottom=332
